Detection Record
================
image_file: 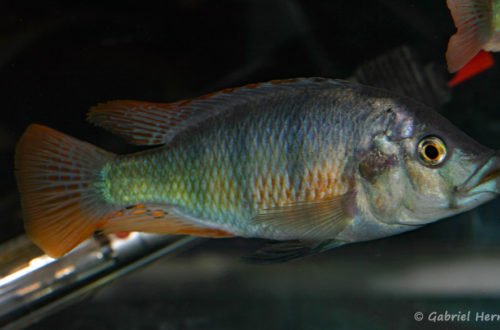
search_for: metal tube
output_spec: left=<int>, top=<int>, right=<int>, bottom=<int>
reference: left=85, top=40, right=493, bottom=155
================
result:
left=0, top=233, right=202, bottom=329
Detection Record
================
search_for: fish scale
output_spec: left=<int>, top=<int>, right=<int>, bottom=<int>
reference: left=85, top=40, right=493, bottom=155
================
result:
left=100, top=92, right=351, bottom=236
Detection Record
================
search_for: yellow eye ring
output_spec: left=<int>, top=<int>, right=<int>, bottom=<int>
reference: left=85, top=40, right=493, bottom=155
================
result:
left=417, top=136, right=447, bottom=166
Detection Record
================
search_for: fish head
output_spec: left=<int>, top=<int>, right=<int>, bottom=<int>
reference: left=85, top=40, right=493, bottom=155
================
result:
left=356, top=98, right=499, bottom=230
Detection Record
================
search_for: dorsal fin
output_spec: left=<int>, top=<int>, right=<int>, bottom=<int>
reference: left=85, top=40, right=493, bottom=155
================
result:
left=87, top=78, right=343, bottom=145
left=352, top=46, right=450, bottom=107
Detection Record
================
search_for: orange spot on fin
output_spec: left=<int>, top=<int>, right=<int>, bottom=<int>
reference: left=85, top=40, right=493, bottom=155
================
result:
left=448, top=51, right=494, bottom=87
left=130, top=209, right=147, bottom=215
left=151, top=210, right=164, bottom=217
left=15, top=124, right=115, bottom=258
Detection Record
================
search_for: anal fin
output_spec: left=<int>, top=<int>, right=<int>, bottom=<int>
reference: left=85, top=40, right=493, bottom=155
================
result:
left=102, top=204, right=234, bottom=238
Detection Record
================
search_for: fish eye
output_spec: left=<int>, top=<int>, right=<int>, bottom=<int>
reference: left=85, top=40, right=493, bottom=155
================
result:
left=417, top=136, right=447, bottom=167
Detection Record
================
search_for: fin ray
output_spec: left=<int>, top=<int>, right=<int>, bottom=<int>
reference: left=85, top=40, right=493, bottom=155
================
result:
left=446, top=0, right=492, bottom=72
left=251, top=193, right=354, bottom=241
left=244, top=239, right=346, bottom=263
left=15, top=124, right=115, bottom=257
left=352, top=45, right=450, bottom=107
left=87, top=78, right=344, bottom=145
left=102, top=204, right=235, bottom=238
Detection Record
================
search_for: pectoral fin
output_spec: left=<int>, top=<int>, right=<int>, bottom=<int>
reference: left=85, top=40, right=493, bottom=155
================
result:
left=251, top=193, right=355, bottom=241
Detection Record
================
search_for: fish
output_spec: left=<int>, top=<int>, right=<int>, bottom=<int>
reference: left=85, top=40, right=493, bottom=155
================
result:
left=15, top=78, right=500, bottom=262
left=445, top=0, right=499, bottom=81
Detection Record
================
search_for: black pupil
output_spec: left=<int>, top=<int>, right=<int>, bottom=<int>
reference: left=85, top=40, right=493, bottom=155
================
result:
left=424, top=144, right=439, bottom=160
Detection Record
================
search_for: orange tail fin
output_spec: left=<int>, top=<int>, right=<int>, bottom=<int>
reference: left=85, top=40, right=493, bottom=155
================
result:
left=15, top=124, right=115, bottom=257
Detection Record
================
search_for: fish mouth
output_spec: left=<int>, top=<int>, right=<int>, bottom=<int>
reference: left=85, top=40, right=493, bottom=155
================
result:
left=452, top=151, right=500, bottom=210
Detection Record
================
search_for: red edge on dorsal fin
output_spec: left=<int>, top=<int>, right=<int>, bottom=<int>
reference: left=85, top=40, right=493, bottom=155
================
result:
left=87, top=78, right=311, bottom=146
left=87, top=100, right=197, bottom=146
left=448, top=50, right=494, bottom=87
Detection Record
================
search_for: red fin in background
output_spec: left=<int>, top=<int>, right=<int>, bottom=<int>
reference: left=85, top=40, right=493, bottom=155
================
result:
left=445, top=0, right=491, bottom=73
left=448, top=50, right=494, bottom=87
left=87, top=78, right=342, bottom=146
left=15, top=124, right=116, bottom=258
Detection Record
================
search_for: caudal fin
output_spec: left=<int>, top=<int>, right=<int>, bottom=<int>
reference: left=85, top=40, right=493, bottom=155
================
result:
left=446, top=0, right=492, bottom=73
left=15, top=124, right=115, bottom=257
left=448, top=50, right=494, bottom=86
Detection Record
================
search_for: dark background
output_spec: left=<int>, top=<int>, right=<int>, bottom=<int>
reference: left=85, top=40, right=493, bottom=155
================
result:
left=1, top=0, right=500, bottom=329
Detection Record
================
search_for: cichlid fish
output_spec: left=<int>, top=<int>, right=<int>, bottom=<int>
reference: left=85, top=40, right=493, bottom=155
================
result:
left=446, top=0, right=500, bottom=80
left=15, top=78, right=500, bottom=261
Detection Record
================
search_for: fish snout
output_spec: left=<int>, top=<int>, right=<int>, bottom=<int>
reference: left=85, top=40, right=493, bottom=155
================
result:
left=454, top=152, right=500, bottom=208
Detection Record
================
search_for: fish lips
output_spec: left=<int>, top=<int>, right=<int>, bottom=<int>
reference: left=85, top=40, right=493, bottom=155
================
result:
left=452, top=151, right=500, bottom=210
left=390, top=152, right=499, bottom=227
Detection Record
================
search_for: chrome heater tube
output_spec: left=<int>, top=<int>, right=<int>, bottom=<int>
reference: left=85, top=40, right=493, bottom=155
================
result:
left=0, top=233, right=202, bottom=329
